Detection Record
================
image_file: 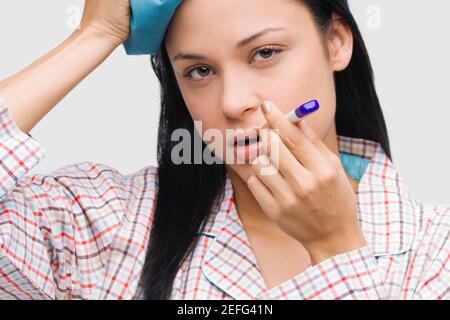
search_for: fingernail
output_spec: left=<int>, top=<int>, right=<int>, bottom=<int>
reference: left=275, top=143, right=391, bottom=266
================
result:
left=252, top=154, right=271, bottom=166
left=262, top=101, right=272, bottom=114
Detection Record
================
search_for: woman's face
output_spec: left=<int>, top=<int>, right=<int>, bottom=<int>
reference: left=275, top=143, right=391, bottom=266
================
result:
left=164, top=0, right=352, bottom=182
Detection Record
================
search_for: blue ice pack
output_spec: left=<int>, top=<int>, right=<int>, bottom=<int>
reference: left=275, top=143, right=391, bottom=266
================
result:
left=124, top=0, right=183, bottom=55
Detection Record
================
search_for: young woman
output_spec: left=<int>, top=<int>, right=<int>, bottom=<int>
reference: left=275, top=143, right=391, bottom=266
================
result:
left=0, top=0, right=448, bottom=300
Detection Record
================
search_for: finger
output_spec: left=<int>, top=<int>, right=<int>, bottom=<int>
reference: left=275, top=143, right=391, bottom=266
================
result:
left=259, top=128, right=311, bottom=185
left=246, top=175, right=277, bottom=216
left=261, top=100, right=329, bottom=172
left=251, top=154, right=291, bottom=201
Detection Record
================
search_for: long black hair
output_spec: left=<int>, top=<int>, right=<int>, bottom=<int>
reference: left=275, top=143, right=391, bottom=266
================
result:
left=140, top=0, right=391, bottom=299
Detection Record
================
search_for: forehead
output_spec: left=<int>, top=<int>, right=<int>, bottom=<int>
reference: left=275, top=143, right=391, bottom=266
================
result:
left=164, top=0, right=310, bottom=56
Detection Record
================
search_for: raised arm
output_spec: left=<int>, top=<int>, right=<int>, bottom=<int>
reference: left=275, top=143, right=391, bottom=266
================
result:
left=0, top=0, right=130, bottom=134
left=0, top=1, right=133, bottom=299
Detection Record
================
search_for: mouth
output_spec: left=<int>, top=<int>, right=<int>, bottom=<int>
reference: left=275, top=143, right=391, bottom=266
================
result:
left=234, top=134, right=261, bottom=147
left=228, top=128, right=265, bottom=163
left=228, top=128, right=261, bottom=146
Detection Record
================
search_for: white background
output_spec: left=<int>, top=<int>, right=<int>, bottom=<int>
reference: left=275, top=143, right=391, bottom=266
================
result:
left=0, top=0, right=448, bottom=204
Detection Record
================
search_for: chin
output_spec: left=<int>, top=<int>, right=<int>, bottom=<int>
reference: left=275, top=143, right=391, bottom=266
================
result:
left=226, top=164, right=253, bottom=183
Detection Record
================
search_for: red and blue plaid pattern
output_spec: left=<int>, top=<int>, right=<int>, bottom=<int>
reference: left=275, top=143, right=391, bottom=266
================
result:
left=0, top=98, right=448, bottom=300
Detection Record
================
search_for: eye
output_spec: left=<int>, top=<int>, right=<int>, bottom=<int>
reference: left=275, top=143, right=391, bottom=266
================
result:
left=251, top=45, right=283, bottom=64
left=183, top=45, right=283, bottom=81
left=183, top=65, right=214, bottom=81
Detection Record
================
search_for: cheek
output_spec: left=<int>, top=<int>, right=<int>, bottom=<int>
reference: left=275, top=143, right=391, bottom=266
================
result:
left=274, top=48, right=336, bottom=139
left=186, top=104, right=222, bottom=133
left=283, top=46, right=333, bottom=102
left=184, top=104, right=229, bottom=155
left=178, top=82, right=220, bottom=127
left=175, top=82, right=231, bottom=157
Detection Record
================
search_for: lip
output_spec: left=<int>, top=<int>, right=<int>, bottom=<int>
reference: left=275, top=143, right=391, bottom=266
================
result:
left=232, top=139, right=265, bottom=163
left=225, top=127, right=266, bottom=164
left=227, top=127, right=262, bottom=147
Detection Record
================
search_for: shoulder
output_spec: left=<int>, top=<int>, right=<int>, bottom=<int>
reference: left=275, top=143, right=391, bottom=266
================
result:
left=413, top=201, right=449, bottom=227
left=17, top=161, right=160, bottom=219
left=414, top=201, right=450, bottom=236
left=400, top=201, right=450, bottom=266
left=1, top=161, right=160, bottom=299
left=23, top=161, right=159, bottom=190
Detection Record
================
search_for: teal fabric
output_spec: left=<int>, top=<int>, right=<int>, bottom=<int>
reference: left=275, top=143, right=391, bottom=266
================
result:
left=124, top=0, right=183, bottom=55
left=339, top=152, right=370, bottom=182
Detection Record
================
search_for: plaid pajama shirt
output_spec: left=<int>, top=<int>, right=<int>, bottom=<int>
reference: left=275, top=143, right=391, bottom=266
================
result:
left=0, top=98, right=448, bottom=300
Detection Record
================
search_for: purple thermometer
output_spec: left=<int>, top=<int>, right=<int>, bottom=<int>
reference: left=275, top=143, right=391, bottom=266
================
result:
left=286, top=100, right=320, bottom=123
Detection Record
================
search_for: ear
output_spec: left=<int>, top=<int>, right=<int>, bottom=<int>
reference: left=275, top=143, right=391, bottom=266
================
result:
left=327, top=12, right=354, bottom=72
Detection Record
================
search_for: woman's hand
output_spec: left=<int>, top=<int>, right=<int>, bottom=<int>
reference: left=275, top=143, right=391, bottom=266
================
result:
left=247, top=101, right=367, bottom=265
left=80, top=0, right=131, bottom=47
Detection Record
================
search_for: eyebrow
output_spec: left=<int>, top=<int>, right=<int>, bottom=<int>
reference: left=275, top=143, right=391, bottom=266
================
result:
left=172, top=27, right=287, bottom=62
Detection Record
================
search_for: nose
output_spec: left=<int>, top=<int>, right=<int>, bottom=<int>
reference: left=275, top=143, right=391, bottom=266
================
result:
left=220, top=70, right=261, bottom=120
